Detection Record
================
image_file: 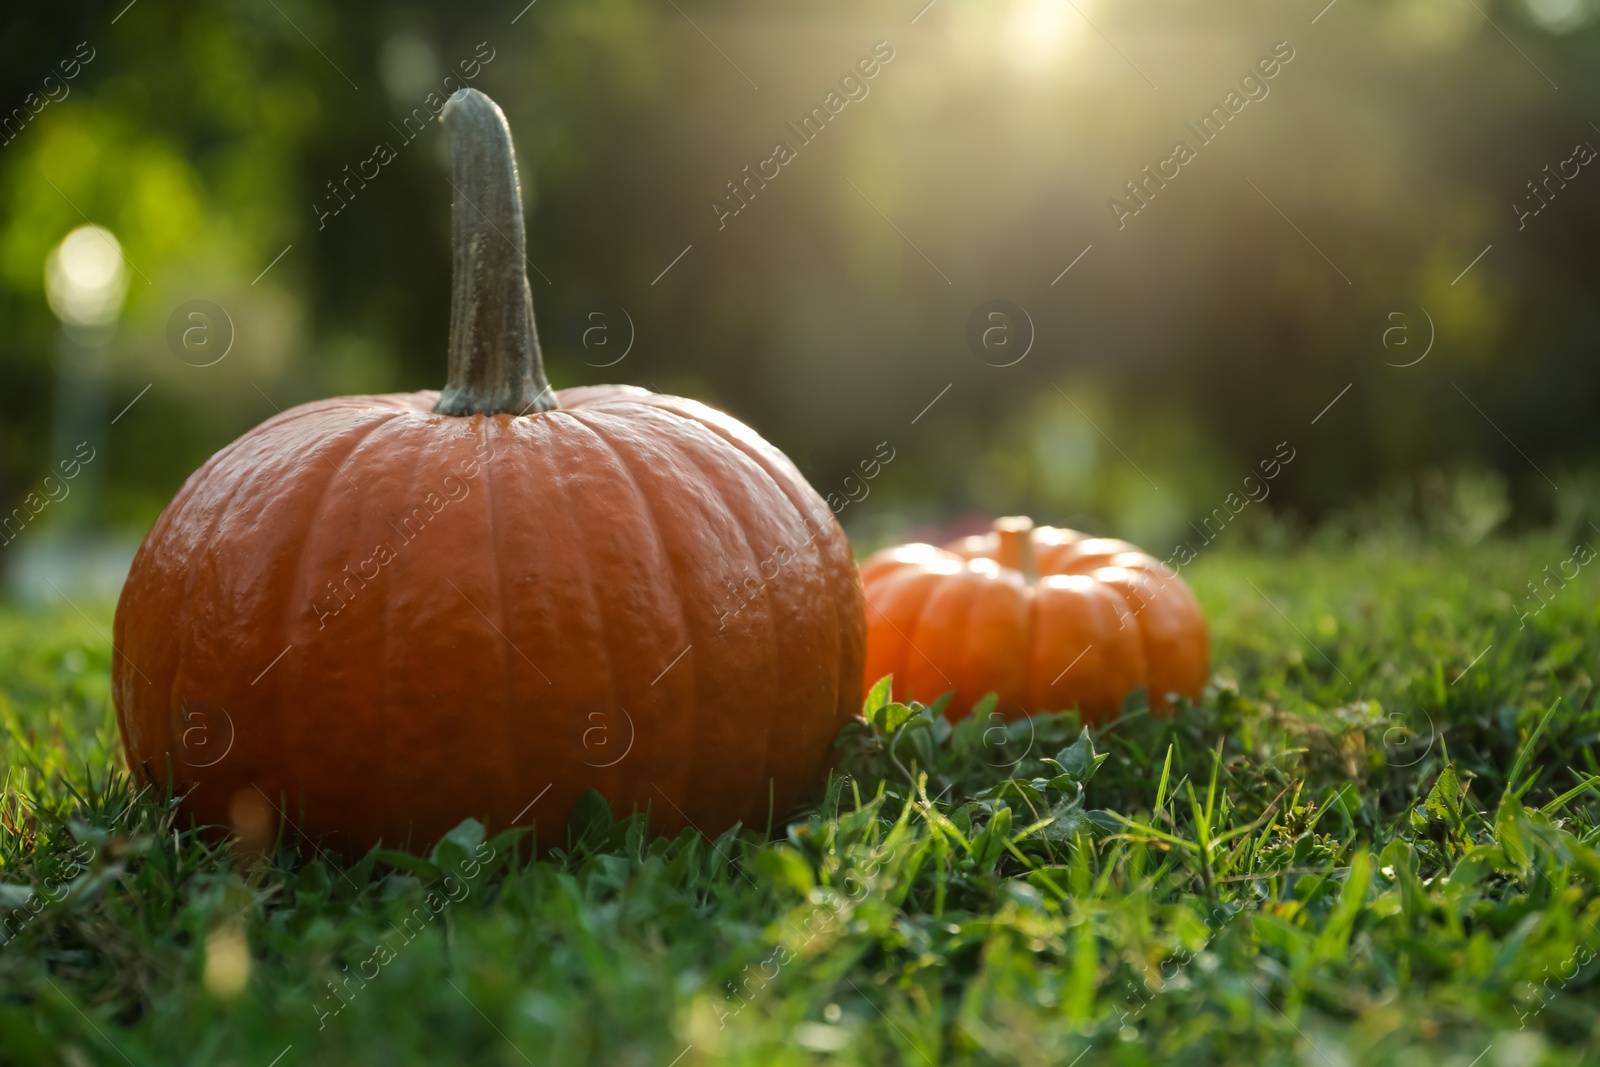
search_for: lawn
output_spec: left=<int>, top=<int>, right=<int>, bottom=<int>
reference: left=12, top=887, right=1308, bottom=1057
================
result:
left=1, top=537, right=1598, bottom=1066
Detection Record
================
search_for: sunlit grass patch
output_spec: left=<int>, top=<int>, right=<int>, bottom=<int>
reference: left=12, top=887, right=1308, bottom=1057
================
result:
left=1, top=539, right=1598, bottom=1065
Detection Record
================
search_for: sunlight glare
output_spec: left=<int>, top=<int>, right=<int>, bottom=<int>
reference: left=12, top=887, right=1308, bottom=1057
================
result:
left=1003, top=0, right=1088, bottom=72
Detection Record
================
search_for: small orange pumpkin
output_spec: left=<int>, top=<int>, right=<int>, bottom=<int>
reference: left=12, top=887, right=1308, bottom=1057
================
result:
left=860, top=517, right=1208, bottom=724
left=112, top=90, right=864, bottom=852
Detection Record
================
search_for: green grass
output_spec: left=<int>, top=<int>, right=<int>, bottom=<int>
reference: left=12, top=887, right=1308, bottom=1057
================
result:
left=3, top=537, right=1600, bottom=1066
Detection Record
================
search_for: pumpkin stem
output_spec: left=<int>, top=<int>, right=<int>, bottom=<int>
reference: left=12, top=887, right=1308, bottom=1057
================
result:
left=434, top=88, right=557, bottom=418
left=993, top=516, right=1038, bottom=582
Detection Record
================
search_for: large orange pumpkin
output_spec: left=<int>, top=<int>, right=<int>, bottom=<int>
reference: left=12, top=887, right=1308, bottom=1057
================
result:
left=112, top=89, right=864, bottom=853
left=860, top=517, right=1207, bottom=724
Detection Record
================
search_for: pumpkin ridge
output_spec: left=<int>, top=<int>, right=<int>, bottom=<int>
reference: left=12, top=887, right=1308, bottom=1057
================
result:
left=347, top=415, right=412, bottom=848
left=367, top=414, right=525, bottom=849
left=1026, top=577, right=1045, bottom=712
left=608, top=401, right=842, bottom=811
left=933, top=575, right=987, bottom=710
left=312, top=409, right=419, bottom=844
left=238, top=395, right=426, bottom=441
left=615, top=399, right=847, bottom=580
left=552, top=386, right=652, bottom=410
left=628, top=396, right=859, bottom=778
left=567, top=404, right=783, bottom=826
left=123, top=394, right=349, bottom=641
left=477, top=415, right=525, bottom=837
left=960, top=572, right=1011, bottom=713
left=649, top=411, right=791, bottom=811
left=549, top=408, right=692, bottom=829
left=315, top=412, right=420, bottom=838
left=619, top=397, right=814, bottom=504
left=868, top=570, right=948, bottom=705
left=691, top=438, right=786, bottom=823
left=371, top=422, right=405, bottom=848
left=863, top=567, right=916, bottom=690
left=182, top=410, right=402, bottom=796
left=940, top=566, right=1004, bottom=710
left=968, top=571, right=1033, bottom=714
left=569, top=412, right=707, bottom=825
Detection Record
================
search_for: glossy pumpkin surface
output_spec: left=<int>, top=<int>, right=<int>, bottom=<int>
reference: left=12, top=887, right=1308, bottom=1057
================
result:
left=113, top=387, right=863, bottom=851
left=860, top=517, right=1208, bottom=724
left=111, top=90, right=864, bottom=852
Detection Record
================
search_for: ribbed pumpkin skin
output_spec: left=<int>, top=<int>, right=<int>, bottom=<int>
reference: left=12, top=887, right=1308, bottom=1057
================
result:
left=860, top=524, right=1207, bottom=724
left=112, top=384, right=864, bottom=853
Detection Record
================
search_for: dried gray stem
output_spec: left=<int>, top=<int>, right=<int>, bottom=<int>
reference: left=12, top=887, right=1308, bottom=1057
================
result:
left=434, top=88, right=556, bottom=417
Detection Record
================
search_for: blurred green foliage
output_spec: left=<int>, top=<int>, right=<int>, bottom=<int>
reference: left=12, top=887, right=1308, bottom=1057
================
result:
left=2, top=0, right=1599, bottom=561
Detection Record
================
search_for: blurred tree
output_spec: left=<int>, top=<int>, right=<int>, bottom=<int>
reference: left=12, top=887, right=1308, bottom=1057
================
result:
left=1, top=0, right=1597, bottom=572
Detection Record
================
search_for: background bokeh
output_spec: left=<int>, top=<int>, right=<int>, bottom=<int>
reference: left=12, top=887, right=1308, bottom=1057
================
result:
left=3, top=0, right=1598, bottom=595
